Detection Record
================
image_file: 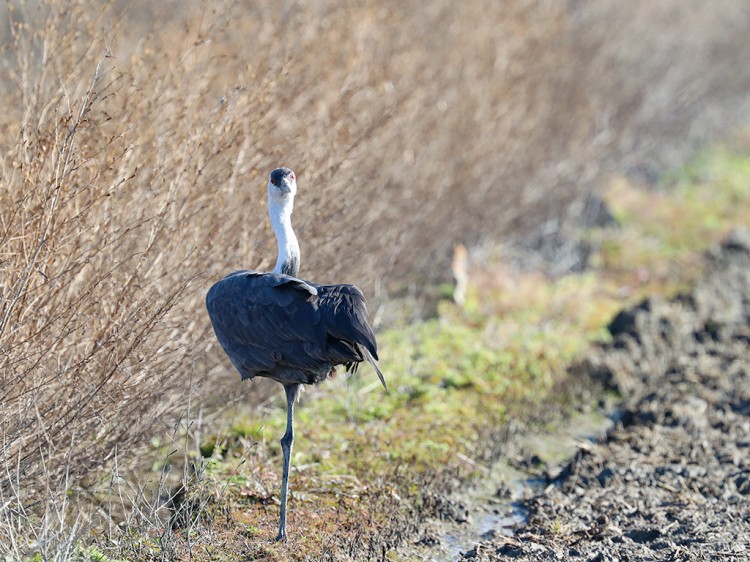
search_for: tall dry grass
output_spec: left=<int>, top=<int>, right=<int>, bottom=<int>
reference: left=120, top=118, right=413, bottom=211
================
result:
left=0, top=0, right=564, bottom=508
left=0, top=2, right=200, bottom=541
left=1, top=0, right=750, bottom=555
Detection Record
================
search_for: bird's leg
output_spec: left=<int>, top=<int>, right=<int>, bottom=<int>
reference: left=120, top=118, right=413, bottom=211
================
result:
left=276, top=384, right=300, bottom=541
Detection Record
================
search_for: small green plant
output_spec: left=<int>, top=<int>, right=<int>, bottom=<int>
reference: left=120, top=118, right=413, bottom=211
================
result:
left=549, top=517, right=566, bottom=537
left=74, top=545, right=115, bottom=562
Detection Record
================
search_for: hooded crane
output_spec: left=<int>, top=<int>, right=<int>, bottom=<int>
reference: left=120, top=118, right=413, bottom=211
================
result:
left=206, top=167, right=386, bottom=541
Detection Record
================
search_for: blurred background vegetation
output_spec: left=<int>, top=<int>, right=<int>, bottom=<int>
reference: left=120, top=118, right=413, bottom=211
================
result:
left=1, top=0, right=750, bottom=558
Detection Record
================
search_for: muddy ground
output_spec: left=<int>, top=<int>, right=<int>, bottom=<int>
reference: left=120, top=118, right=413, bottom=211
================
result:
left=450, top=231, right=750, bottom=561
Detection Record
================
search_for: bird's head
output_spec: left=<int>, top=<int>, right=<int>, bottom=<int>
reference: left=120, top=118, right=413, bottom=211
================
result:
left=268, top=167, right=297, bottom=205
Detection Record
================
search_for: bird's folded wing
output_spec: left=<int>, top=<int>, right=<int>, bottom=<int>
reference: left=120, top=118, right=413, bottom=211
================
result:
left=207, top=271, right=326, bottom=374
left=317, top=284, right=379, bottom=360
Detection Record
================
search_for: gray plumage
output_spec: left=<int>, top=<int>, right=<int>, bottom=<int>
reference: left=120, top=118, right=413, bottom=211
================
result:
left=206, top=270, right=385, bottom=388
left=205, top=167, right=385, bottom=541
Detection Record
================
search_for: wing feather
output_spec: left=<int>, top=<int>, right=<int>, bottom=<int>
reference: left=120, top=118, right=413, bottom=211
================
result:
left=206, top=270, right=383, bottom=386
left=317, top=284, right=378, bottom=360
left=206, top=271, right=323, bottom=378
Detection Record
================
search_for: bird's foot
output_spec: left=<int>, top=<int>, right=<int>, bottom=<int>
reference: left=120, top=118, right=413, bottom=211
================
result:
left=275, top=529, right=287, bottom=542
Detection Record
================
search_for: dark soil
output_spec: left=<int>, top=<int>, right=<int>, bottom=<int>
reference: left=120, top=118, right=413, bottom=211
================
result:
left=460, top=231, right=750, bottom=561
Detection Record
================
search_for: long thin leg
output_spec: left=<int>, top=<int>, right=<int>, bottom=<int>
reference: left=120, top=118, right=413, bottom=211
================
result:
left=276, top=384, right=300, bottom=541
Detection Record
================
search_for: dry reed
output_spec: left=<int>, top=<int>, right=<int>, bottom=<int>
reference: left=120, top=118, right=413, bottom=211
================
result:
left=1, top=0, right=750, bottom=556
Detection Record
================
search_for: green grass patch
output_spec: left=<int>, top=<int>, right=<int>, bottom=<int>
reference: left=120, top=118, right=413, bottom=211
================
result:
left=591, top=143, right=750, bottom=294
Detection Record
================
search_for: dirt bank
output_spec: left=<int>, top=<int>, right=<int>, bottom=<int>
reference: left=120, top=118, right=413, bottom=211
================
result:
left=460, top=231, right=750, bottom=561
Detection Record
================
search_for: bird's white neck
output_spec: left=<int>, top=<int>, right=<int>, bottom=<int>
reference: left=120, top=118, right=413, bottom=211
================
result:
left=269, top=197, right=300, bottom=277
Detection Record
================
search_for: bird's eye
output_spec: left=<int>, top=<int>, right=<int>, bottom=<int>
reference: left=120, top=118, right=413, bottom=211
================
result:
left=290, top=173, right=295, bottom=181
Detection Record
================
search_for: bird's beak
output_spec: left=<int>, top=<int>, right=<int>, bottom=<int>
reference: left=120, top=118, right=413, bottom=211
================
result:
left=278, top=179, right=294, bottom=195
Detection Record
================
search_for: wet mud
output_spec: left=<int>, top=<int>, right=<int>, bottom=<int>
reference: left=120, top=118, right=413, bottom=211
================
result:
left=455, top=231, right=750, bottom=561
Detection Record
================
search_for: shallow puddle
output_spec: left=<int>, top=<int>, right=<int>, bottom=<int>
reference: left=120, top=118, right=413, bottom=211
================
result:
left=406, top=408, right=614, bottom=561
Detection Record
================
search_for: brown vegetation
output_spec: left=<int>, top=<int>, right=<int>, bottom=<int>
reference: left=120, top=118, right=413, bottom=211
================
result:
left=1, top=0, right=750, bottom=554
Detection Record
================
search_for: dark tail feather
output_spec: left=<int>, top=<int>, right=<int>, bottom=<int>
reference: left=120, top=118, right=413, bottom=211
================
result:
left=362, top=347, right=387, bottom=391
